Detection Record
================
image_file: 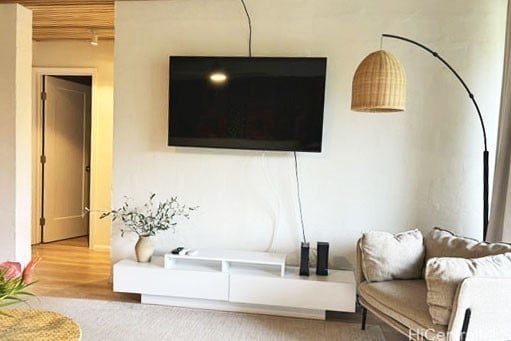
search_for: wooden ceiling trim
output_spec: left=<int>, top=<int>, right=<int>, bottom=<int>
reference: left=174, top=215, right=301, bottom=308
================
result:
left=0, top=0, right=115, bottom=41
left=33, top=27, right=114, bottom=40
left=32, top=6, right=114, bottom=28
left=1, top=1, right=113, bottom=6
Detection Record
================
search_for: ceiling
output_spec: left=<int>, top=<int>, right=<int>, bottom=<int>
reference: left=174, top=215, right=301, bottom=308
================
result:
left=1, top=0, right=114, bottom=41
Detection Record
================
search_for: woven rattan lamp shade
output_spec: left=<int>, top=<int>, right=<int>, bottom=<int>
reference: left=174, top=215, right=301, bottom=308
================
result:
left=351, top=50, right=406, bottom=112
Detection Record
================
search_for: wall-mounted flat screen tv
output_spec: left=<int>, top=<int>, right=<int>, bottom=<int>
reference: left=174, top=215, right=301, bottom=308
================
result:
left=168, top=56, right=327, bottom=152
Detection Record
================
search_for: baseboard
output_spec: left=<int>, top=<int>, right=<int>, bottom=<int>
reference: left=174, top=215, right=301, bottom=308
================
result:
left=92, top=244, right=111, bottom=251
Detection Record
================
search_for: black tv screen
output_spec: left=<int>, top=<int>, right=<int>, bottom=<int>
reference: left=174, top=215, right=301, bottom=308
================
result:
left=168, top=56, right=327, bottom=152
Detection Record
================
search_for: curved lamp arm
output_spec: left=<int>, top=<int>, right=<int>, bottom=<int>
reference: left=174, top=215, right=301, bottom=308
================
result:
left=382, top=34, right=489, bottom=238
left=382, top=34, right=488, bottom=151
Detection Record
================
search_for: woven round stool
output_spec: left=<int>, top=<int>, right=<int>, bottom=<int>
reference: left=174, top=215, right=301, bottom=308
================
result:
left=0, top=309, right=81, bottom=340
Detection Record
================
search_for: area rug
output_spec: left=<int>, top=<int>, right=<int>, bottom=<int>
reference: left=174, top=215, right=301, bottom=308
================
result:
left=8, top=297, right=385, bottom=341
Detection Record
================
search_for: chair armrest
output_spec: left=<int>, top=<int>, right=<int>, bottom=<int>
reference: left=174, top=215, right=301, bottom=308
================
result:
left=355, top=239, right=365, bottom=285
left=448, top=277, right=511, bottom=341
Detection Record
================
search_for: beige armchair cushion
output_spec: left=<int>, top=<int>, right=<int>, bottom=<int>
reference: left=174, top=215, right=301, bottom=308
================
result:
left=425, top=227, right=511, bottom=262
left=360, top=229, right=424, bottom=282
left=359, top=279, right=445, bottom=337
left=425, top=253, right=511, bottom=325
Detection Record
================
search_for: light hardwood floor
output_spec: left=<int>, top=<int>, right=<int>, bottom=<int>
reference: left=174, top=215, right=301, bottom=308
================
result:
left=31, top=237, right=138, bottom=303
left=31, top=237, right=406, bottom=341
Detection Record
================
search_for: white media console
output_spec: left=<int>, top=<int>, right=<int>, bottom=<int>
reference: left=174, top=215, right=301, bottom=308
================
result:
left=164, top=249, right=287, bottom=276
left=113, top=250, right=356, bottom=320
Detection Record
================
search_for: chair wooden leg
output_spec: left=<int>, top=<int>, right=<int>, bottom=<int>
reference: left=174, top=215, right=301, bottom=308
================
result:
left=361, top=306, right=367, bottom=330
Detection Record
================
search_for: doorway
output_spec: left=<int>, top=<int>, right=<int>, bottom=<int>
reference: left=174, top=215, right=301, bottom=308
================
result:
left=41, top=75, right=92, bottom=243
left=33, top=70, right=95, bottom=246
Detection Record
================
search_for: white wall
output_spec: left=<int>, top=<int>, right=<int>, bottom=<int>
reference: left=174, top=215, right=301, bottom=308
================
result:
left=113, top=0, right=507, bottom=264
left=0, top=4, right=32, bottom=264
left=32, top=40, right=114, bottom=250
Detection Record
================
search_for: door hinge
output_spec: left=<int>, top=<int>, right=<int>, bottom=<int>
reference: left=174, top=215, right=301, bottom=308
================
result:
left=40, top=155, right=46, bottom=164
left=41, top=91, right=47, bottom=101
left=39, top=217, right=46, bottom=226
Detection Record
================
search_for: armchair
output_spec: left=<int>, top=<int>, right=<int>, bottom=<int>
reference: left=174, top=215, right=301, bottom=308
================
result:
left=356, top=228, right=511, bottom=341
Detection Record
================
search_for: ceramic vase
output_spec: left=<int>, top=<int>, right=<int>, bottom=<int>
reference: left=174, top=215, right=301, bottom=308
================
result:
left=135, top=235, right=154, bottom=262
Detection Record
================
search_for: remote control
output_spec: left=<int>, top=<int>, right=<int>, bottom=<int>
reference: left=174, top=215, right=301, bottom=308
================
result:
left=171, top=247, right=184, bottom=255
left=178, top=248, right=191, bottom=255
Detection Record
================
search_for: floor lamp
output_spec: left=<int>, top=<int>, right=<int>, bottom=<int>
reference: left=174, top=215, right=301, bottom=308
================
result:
left=351, top=34, right=489, bottom=240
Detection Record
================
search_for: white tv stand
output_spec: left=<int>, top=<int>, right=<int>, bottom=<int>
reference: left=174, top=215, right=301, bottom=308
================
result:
left=113, top=250, right=356, bottom=320
left=164, top=249, right=287, bottom=276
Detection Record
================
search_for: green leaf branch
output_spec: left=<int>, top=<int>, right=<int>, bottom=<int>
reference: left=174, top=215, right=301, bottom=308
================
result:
left=100, top=193, right=197, bottom=237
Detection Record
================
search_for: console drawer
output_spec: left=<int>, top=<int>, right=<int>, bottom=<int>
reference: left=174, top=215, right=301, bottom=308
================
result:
left=229, top=273, right=356, bottom=312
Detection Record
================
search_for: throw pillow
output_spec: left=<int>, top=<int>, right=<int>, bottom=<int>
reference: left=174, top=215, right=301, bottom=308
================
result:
left=425, top=227, right=511, bottom=262
left=359, top=229, right=425, bottom=282
left=425, top=253, right=511, bottom=325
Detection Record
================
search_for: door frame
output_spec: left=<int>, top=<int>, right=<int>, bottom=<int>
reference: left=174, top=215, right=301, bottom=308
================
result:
left=32, top=67, right=98, bottom=249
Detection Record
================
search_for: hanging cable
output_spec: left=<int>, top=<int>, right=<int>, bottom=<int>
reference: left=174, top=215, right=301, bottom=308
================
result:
left=261, top=152, right=281, bottom=252
left=240, top=0, right=252, bottom=57
left=294, top=152, right=307, bottom=243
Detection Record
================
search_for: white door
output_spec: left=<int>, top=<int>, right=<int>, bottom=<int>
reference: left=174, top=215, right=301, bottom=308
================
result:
left=42, top=76, right=91, bottom=242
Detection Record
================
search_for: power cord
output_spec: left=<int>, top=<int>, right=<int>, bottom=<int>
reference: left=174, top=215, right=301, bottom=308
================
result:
left=261, top=152, right=281, bottom=252
left=239, top=1, right=307, bottom=245
left=240, top=0, right=252, bottom=57
left=294, top=152, right=307, bottom=244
